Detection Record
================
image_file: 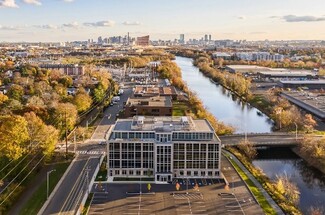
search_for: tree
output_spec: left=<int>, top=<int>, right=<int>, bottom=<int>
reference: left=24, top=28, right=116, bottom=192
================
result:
left=275, top=174, right=300, bottom=205
left=0, top=94, right=8, bottom=105
left=93, top=83, right=106, bottom=102
left=0, top=115, right=29, bottom=160
left=7, top=84, right=24, bottom=101
left=74, top=89, right=92, bottom=112
left=52, top=103, right=78, bottom=136
left=237, top=139, right=257, bottom=160
left=24, top=112, right=59, bottom=157
left=303, top=114, right=317, bottom=133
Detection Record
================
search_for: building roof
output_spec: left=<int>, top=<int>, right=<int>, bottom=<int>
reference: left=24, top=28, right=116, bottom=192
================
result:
left=280, top=80, right=325, bottom=84
left=259, top=70, right=316, bottom=77
left=113, top=116, right=214, bottom=133
left=126, top=96, right=172, bottom=107
left=133, top=86, right=177, bottom=96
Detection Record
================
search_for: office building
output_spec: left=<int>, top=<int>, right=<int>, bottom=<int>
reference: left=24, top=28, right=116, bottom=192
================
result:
left=179, top=34, right=185, bottom=44
left=136, top=35, right=150, bottom=46
left=107, top=116, right=221, bottom=182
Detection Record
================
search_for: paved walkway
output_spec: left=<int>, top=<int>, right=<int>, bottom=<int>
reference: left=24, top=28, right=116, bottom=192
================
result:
left=223, top=150, right=285, bottom=215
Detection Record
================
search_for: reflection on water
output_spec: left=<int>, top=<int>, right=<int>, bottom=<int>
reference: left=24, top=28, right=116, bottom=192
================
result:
left=253, top=147, right=325, bottom=213
left=175, top=56, right=273, bottom=134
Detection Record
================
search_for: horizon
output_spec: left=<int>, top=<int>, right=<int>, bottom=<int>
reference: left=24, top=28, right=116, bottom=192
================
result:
left=1, top=0, right=325, bottom=42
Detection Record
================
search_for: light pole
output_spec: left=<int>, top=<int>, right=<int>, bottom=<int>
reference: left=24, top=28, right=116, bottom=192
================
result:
left=294, top=122, right=298, bottom=141
left=47, top=169, right=56, bottom=199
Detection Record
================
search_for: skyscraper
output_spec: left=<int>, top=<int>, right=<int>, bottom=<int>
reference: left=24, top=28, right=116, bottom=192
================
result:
left=179, top=34, right=185, bottom=44
left=209, top=34, right=212, bottom=41
left=204, top=34, right=208, bottom=42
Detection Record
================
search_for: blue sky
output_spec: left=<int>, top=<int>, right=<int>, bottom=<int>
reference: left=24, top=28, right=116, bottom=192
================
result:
left=0, top=0, right=325, bottom=42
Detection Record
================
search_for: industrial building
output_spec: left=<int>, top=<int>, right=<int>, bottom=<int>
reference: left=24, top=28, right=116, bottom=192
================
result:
left=106, top=116, right=221, bottom=182
left=279, top=80, right=325, bottom=89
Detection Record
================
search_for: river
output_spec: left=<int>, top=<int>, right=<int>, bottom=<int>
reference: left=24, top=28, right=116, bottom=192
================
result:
left=175, top=56, right=325, bottom=214
left=175, top=56, right=273, bottom=134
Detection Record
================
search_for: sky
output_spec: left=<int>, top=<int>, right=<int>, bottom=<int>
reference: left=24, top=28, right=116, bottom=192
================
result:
left=0, top=0, right=325, bottom=42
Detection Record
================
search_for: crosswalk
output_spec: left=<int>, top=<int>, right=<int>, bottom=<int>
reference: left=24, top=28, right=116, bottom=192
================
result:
left=173, top=192, right=203, bottom=200
left=76, top=150, right=105, bottom=155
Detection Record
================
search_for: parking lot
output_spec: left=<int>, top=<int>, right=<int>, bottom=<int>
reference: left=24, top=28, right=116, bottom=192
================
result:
left=88, top=157, right=263, bottom=215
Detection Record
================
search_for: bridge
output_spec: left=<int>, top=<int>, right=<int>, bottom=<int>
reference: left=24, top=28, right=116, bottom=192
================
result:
left=219, top=132, right=304, bottom=147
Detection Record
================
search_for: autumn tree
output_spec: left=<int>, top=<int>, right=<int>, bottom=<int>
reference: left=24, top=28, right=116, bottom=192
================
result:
left=237, top=139, right=257, bottom=160
left=275, top=174, right=300, bottom=205
left=0, top=94, right=8, bottom=105
left=303, top=114, right=317, bottom=133
left=7, top=84, right=24, bottom=101
left=24, top=112, right=59, bottom=157
left=52, top=103, right=78, bottom=136
left=0, top=115, right=29, bottom=160
left=74, top=88, right=92, bottom=112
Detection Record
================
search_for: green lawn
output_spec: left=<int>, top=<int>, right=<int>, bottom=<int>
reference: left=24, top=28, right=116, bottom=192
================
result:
left=173, top=101, right=192, bottom=116
left=81, top=193, right=94, bottom=215
left=95, top=157, right=107, bottom=181
left=19, top=161, right=71, bottom=215
left=226, top=155, right=277, bottom=215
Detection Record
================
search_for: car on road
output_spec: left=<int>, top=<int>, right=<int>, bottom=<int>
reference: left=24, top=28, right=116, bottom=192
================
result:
left=98, top=141, right=106, bottom=145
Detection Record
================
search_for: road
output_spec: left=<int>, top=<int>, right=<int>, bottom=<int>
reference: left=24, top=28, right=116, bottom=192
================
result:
left=90, top=85, right=133, bottom=141
left=40, top=83, right=133, bottom=215
left=41, top=155, right=100, bottom=215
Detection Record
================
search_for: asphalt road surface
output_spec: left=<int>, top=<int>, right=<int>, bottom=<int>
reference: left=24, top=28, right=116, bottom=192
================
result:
left=41, top=155, right=101, bottom=215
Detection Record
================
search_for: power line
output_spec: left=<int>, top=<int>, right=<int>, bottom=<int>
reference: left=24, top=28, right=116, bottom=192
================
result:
left=0, top=152, right=42, bottom=195
left=0, top=154, right=46, bottom=206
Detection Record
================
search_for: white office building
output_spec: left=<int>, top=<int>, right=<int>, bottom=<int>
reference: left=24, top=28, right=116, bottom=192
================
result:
left=106, top=116, right=221, bottom=183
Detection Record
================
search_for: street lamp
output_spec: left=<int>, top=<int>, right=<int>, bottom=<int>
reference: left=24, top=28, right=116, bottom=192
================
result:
left=47, top=169, right=56, bottom=199
left=293, top=122, right=298, bottom=141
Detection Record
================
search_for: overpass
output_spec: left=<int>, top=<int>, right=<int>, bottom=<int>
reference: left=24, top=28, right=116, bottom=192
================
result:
left=219, top=132, right=303, bottom=147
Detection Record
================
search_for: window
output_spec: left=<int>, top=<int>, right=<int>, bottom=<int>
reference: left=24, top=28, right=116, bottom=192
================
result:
left=136, top=170, right=141, bottom=175
left=115, top=170, right=120, bottom=175
left=129, top=170, right=134, bottom=175
left=122, top=170, right=127, bottom=175
left=187, top=171, right=191, bottom=176
left=129, top=132, right=134, bottom=139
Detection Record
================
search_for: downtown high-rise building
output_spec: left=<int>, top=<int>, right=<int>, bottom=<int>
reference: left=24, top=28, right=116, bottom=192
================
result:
left=179, top=34, right=185, bottom=44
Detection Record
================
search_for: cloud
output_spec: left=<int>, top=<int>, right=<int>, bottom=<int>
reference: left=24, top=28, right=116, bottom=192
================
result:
left=237, top=16, right=246, bottom=20
left=83, top=20, right=115, bottom=27
left=276, top=15, right=325, bottom=22
left=0, top=0, right=18, bottom=8
left=23, top=0, right=41, bottom=5
left=0, top=25, right=19, bottom=30
left=62, top=21, right=78, bottom=28
left=34, top=24, right=58, bottom=29
left=122, top=21, right=141, bottom=26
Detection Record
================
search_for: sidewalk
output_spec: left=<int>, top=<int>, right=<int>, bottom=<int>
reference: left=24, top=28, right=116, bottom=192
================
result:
left=223, top=150, right=285, bottom=215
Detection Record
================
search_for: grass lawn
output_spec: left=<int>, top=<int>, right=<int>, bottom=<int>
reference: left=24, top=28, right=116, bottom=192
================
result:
left=95, top=157, right=107, bottom=181
left=225, top=154, right=277, bottom=215
left=19, top=160, right=71, bottom=215
left=81, top=193, right=94, bottom=215
left=173, top=101, right=192, bottom=116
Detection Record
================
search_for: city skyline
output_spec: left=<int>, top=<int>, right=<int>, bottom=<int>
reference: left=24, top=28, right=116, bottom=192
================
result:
left=1, top=0, right=325, bottom=42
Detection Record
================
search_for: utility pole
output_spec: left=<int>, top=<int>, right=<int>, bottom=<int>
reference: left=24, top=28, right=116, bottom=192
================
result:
left=65, top=110, right=68, bottom=159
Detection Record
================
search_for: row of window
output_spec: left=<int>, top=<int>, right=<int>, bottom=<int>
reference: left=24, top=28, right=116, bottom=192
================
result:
left=112, top=132, right=214, bottom=141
